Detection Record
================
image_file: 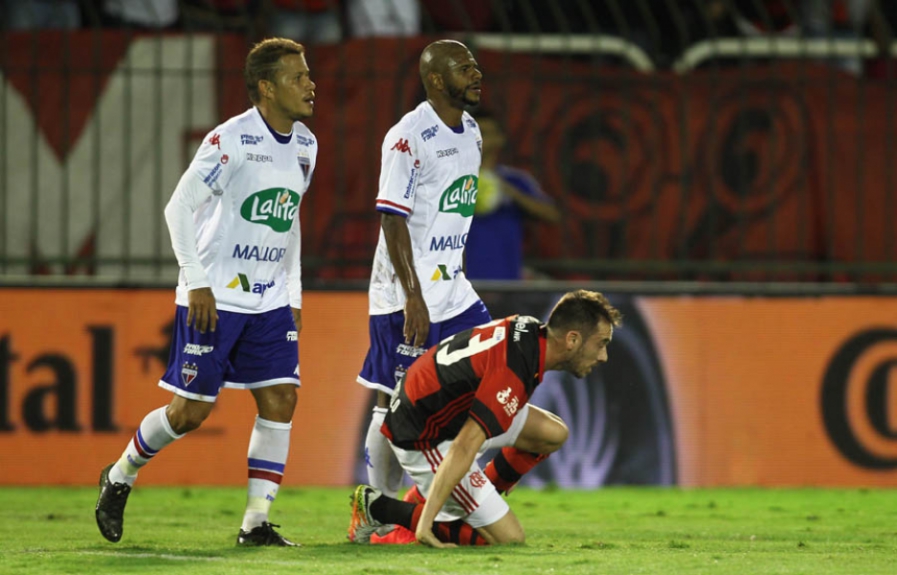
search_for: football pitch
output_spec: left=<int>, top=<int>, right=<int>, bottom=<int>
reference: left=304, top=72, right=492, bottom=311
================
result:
left=1, top=486, right=893, bottom=574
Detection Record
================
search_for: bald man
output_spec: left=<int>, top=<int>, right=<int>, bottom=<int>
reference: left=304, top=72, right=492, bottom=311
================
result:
left=356, top=40, right=492, bottom=525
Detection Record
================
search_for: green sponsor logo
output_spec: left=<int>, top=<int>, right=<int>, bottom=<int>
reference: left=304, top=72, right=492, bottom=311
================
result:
left=240, top=188, right=300, bottom=232
left=431, top=265, right=451, bottom=281
left=227, top=273, right=251, bottom=291
left=438, top=175, right=478, bottom=217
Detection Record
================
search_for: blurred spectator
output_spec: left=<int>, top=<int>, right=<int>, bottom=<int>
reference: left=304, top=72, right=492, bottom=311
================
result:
left=347, top=0, right=418, bottom=37
left=264, top=0, right=342, bottom=44
left=465, top=112, right=560, bottom=281
left=731, top=0, right=801, bottom=36
left=3, top=0, right=81, bottom=29
left=865, top=0, right=895, bottom=78
left=101, top=0, right=179, bottom=28
left=802, top=0, right=886, bottom=75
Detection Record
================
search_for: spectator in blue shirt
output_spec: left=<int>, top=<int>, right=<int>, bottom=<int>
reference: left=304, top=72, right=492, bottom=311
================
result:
left=465, top=112, right=560, bottom=280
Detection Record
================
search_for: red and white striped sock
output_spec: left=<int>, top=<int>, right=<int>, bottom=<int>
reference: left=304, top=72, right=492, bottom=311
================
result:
left=241, top=416, right=291, bottom=532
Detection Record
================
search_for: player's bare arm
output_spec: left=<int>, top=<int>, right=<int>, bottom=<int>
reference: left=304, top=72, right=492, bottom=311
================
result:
left=187, top=287, right=218, bottom=334
left=291, top=308, right=302, bottom=335
left=381, top=212, right=429, bottom=346
left=415, top=417, right=486, bottom=548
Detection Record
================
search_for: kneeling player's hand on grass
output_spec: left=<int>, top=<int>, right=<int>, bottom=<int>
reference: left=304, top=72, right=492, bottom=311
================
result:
left=416, top=526, right=456, bottom=549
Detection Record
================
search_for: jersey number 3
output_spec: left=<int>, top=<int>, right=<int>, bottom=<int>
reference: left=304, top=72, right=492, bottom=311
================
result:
left=435, top=320, right=506, bottom=366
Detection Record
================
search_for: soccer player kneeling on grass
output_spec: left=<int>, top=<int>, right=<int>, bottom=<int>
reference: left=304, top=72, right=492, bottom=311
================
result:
left=348, top=290, right=622, bottom=547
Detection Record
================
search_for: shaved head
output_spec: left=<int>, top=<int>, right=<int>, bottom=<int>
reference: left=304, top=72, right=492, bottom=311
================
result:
left=418, top=39, right=482, bottom=113
left=419, top=39, right=472, bottom=86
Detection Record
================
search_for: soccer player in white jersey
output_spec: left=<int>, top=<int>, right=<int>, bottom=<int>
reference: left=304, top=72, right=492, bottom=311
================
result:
left=95, top=38, right=317, bottom=547
left=356, top=40, right=491, bottom=541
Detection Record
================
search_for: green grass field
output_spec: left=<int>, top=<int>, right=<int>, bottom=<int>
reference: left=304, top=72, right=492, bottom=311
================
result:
left=1, top=486, right=894, bottom=574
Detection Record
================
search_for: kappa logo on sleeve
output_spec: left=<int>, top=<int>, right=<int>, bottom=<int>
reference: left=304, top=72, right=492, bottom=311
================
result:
left=390, top=138, right=412, bottom=155
left=208, top=133, right=221, bottom=149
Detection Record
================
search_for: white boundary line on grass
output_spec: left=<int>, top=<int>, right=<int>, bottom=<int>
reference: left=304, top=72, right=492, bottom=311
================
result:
left=18, top=551, right=302, bottom=567
left=30, top=551, right=463, bottom=572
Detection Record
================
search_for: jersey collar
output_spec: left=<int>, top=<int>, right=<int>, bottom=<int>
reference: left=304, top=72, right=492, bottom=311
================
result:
left=424, top=101, right=465, bottom=134
left=254, top=107, right=293, bottom=144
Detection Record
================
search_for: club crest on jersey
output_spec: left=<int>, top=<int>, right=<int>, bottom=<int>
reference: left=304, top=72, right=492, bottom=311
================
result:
left=240, top=188, right=300, bottom=232
left=181, top=363, right=199, bottom=386
left=438, top=175, right=478, bottom=217
left=297, top=149, right=310, bottom=179
left=469, top=470, right=488, bottom=488
left=394, top=365, right=407, bottom=386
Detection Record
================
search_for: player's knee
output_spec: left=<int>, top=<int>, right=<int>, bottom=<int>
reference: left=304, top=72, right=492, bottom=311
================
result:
left=255, top=385, right=298, bottom=421
left=274, top=385, right=298, bottom=413
left=543, top=418, right=569, bottom=453
left=165, top=403, right=209, bottom=434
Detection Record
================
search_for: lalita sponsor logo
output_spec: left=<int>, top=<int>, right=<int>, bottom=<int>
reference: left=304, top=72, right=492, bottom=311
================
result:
left=0, top=329, right=116, bottom=432
left=439, top=175, right=478, bottom=217
left=240, top=188, right=300, bottom=232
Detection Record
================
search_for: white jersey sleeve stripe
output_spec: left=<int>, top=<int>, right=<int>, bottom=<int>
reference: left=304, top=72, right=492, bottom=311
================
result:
left=376, top=199, right=412, bottom=216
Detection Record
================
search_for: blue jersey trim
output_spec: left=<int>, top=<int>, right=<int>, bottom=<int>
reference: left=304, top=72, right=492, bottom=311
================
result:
left=255, top=107, right=292, bottom=144
left=376, top=206, right=409, bottom=217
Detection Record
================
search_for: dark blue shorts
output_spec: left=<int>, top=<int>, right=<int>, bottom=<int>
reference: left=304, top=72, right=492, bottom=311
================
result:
left=158, top=305, right=300, bottom=403
left=357, top=300, right=492, bottom=394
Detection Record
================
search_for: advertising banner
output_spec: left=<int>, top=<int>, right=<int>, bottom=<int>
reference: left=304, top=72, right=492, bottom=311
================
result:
left=1, top=290, right=895, bottom=487
left=0, top=290, right=370, bottom=486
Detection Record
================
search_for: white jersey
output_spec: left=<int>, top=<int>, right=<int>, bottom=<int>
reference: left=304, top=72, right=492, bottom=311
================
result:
left=170, top=107, right=317, bottom=313
left=369, top=101, right=482, bottom=322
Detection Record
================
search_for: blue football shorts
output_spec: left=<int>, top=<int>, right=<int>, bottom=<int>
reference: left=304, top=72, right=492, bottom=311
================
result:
left=357, top=300, right=492, bottom=395
left=159, top=305, right=300, bottom=403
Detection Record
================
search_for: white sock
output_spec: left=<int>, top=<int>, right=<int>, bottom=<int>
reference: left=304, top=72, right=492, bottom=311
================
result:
left=365, top=406, right=403, bottom=498
left=241, top=416, right=291, bottom=532
left=109, top=406, right=183, bottom=486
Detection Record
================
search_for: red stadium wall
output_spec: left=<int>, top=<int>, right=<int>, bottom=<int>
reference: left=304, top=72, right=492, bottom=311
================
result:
left=2, top=32, right=895, bottom=279
left=1, top=290, right=896, bottom=487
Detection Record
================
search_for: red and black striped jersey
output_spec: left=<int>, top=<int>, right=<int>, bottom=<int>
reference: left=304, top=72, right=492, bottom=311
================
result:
left=383, top=315, right=547, bottom=450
